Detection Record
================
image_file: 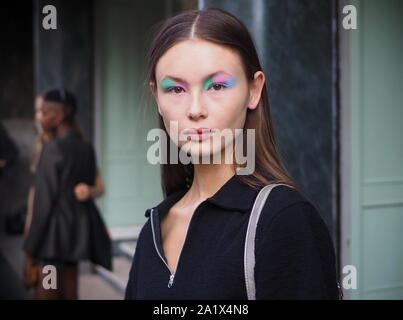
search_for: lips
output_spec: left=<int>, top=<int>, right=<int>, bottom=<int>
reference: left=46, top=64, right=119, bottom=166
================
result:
left=184, top=128, right=212, bottom=134
left=184, top=128, right=214, bottom=141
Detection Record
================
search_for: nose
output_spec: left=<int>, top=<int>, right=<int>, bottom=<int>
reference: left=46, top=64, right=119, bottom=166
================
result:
left=186, top=92, right=207, bottom=121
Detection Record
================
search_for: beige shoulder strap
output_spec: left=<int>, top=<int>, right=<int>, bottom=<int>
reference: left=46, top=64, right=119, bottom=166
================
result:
left=244, top=183, right=292, bottom=300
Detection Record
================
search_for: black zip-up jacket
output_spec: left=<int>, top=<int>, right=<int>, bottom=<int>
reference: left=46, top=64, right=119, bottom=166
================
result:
left=125, top=174, right=339, bottom=299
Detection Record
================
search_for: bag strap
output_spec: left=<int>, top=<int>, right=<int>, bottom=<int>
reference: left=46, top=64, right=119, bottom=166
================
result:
left=244, top=183, right=292, bottom=300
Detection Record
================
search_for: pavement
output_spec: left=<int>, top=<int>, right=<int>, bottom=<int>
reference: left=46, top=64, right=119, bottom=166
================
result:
left=0, top=211, right=132, bottom=300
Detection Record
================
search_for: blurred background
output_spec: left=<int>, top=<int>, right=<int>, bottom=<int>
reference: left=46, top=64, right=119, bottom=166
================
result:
left=0, top=0, right=402, bottom=300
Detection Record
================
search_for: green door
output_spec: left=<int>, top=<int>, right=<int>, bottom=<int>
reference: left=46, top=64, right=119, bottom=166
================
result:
left=344, top=0, right=403, bottom=299
left=95, top=0, right=167, bottom=227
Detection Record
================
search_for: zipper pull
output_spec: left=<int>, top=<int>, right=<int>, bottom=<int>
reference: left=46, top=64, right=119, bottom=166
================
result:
left=168, top=274, right=175, bottom=288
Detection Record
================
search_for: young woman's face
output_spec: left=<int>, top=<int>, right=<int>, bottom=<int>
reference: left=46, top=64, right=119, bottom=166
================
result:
left=34, top=97, right=63, bottom=132
left=153, top=39, right=264, bottom=161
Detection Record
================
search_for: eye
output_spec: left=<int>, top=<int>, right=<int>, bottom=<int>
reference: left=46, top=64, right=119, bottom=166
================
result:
left=167, top=86, right=185, bottom=94
left=208, top=83, right=227, bottom=91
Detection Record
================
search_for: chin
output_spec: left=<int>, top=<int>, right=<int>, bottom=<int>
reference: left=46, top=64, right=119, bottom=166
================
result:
left=185, top=142, right=232, bottom=165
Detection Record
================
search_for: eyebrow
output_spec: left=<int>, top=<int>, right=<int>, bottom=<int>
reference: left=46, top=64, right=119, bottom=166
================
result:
left=161, top=71, right=233, bottom=84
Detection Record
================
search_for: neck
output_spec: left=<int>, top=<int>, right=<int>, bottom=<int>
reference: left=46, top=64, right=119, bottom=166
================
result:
left=56, top=122, right=73, bottom=136
left=186, top=162, right=235, bottom=202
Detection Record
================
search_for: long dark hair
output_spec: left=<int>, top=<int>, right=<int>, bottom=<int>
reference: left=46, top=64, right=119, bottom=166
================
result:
left=147, top=8, right=299, bottom=197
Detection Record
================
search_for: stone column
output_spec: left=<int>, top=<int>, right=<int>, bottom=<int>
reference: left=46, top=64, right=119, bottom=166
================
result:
left=33, top=0, right=94, bottom=139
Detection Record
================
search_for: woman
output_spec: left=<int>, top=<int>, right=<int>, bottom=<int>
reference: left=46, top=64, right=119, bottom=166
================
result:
left=25, top=93, right=105, bottom=237
left=23, top=88, right=112, bottom=300
left=125, top=8, right=339, bottom=300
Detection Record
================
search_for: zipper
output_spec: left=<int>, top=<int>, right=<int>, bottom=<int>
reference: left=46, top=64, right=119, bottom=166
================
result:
left=150, top=208, right=175, bottom=288
left=149, top=201, right=208, bottom=289
left=168, top=274, right=175, bottom=288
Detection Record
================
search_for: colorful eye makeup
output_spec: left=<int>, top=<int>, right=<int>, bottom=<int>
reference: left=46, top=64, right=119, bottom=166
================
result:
left=203, top=73, right=237, bottom=91
left=160, top=79, right=188, bottom=93
left=160, top=72, right=236, bottom=93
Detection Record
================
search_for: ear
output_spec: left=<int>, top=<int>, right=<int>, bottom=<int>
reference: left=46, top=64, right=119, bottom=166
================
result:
left=247, top=71, right=265, bottom=110
left=149, top=81, right=156, bottom=97
left=149, top=81, right=162, bottom=116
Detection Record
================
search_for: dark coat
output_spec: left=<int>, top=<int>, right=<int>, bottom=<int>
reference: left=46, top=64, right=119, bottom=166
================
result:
left=23, top=130, right=112, bottom=270
left=125, top=175, right=339, bottom=299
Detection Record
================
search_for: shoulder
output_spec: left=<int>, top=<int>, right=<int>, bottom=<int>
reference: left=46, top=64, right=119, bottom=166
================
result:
left=255, top=185, right=336, bottom=269
left=138, top=217, right=151, bottom=237
left=81, top=139, right=96, bottom=158
left=262, top=185, right=311, bottom=213
left=257, top=185, right=330, bottom=241
left=80, top=137, right=95, bottom=151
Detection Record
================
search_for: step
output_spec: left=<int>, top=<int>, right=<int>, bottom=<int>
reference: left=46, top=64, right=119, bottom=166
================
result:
left=86, top=226, right=141, bottom=297
left=118, top=241, right=137, bottom=260
left=93, top=256, right=133, bottom=297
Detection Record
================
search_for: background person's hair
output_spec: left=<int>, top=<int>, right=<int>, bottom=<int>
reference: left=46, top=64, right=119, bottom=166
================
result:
left=147, top=8, right=299, bottom=196
left=42, top=87, right=77, bottom=125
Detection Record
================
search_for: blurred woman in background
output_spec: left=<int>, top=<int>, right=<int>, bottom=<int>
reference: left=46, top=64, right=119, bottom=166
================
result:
left=25, top=94, right=105, bottom=237
left=23, top=88, right=111, bottom=300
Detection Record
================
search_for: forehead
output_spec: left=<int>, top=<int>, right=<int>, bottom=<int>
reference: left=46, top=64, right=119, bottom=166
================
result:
left=155, top=39, right=244, bottom=81
left=41, top=100, right=63, bottom=112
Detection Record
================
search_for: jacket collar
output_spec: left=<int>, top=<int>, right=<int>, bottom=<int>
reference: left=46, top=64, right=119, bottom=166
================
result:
left=145, top=174, right=261, bottom=218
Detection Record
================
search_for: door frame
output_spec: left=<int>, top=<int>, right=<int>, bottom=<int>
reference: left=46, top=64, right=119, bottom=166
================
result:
left=339, top=0, right=357, bottom=300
